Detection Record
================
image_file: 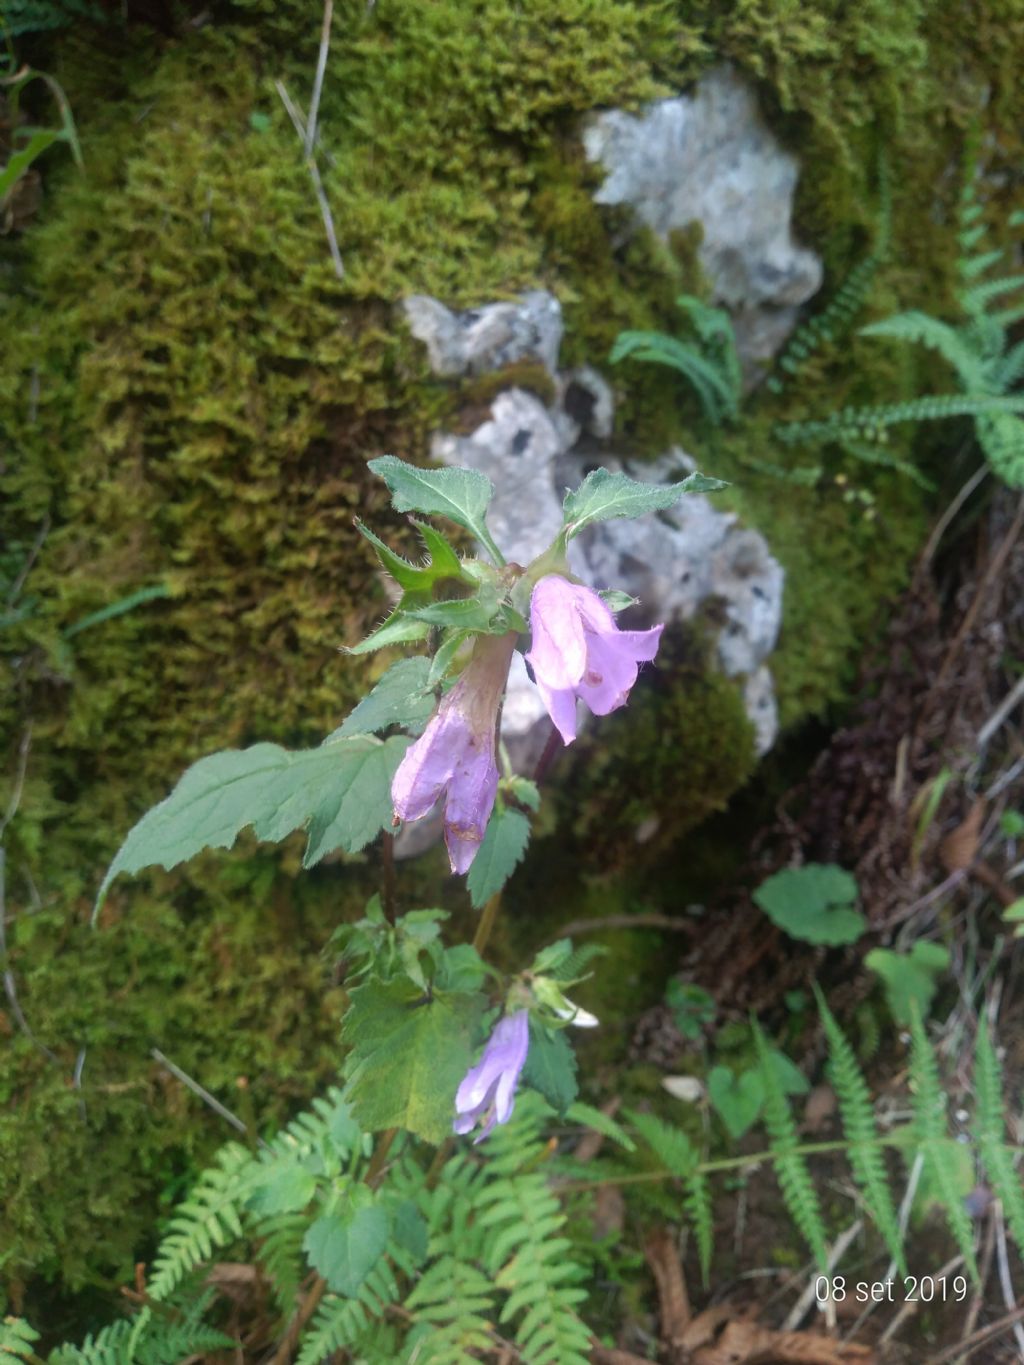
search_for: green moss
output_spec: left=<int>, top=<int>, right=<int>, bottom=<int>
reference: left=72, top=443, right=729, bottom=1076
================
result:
left=556, top=624, right=758, bottom=873
left=0, top=848, right=378, bottom=1294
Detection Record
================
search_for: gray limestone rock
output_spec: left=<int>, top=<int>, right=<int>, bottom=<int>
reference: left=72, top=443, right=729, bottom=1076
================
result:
left=402, top=290, right=564, bottom=378
left=430, top=389, right=567, bottom=567
left=582, top=66, right=822, bottom=378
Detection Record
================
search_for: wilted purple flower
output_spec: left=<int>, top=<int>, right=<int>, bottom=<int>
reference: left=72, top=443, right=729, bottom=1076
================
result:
left=454, top=1011, right=530, bottom=1141
left=526, top=575, right=663, bottom=744
left=392, top=631, right=516, bottom=874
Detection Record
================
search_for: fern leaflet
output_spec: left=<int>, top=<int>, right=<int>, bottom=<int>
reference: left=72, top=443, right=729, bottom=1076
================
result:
left=146, top=1144, right=252, bottom=1301
left=908, top=1007, right=979, bottom=1283
left=973, top=1021, right=1024, bottom=1255
left=753, top=1021, right=829, bottom=1270
left=814, top=987, right=905, bottom=1273
left=1, top=1319, right=41, bottom=1364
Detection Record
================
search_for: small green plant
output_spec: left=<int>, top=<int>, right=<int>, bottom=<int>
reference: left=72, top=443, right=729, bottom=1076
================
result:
left=866, top=941, right=951, bottom=1024
left=610, top=294, right=742, bottom=426
left=664, top=980, right=715, bottom=1040
left=0, top=58, right=82, bottom=209
left=752, top=863, right=867, bottom=946
left=777, top=167, right=1024, bottom=487
left=767, top=155, right=892, bottom=396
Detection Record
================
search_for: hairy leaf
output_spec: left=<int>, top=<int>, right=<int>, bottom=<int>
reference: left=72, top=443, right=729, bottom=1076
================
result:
left=97, top=736, right=410, bottom=914
left=332, top=656, right=435, bottom=740
left=562, top=467, right=726, bottom=540
left=368, top=455, right=499, bottom=558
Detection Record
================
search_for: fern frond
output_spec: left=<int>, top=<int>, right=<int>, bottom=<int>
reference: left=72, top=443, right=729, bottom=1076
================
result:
left=610, top=330, right=738, bottom=424
left=993, top=338, right=1024, bottom=390
left=908, top=1007, right=979, bottom=1283
left=629, top=1110, right=698, bottom=1177
left=1, top=1318, right=41, bottom=1364
left=860, top=312, right=986, bottom=387
left=295, top=1259, right=402, bottom=1365
left=977, top=414, right=1024, bottom=488
left=836, top=438, right=934, bottom=489
left=255, top=1212, right=307, bottom=1313
left=146, top=1144, right=253, bottom=1301
left=959, top=247, right=1004, bottom=280
left=684, top=1170, right=714, bottom=1289
left=973, top=1021, right=1024, bottom=1254
left=549, top=943, right=607, bottom=986
left=962, top=275, right=1024, bottom=320
left=753, top=1022, right=829, bottom=1270
left=403, top=1257, right=496, bottom=1361
left=565, top=1101, right=636, bottom=1152
left=478, top=1097, right=591, bottom=1365
left=46, top=1321, right=134, bottom=1365
left=767, top=164, right=889, bottom=395
left=814, top=988, right=905, bottom=1273
left=777, top=391, right=1024, bottom=446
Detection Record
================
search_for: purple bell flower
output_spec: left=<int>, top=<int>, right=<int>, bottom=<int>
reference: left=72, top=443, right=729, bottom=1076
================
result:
left=392, top=631, right=516, bottom=874
left=526, top=575, right=663, bottom=744
left=453, top=1011, right=530, bottom=1141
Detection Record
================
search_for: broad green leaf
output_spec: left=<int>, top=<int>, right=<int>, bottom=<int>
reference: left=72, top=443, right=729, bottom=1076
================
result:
left=97, top=735, right=410, bottom=915
left=368, top=455, right=500, bottom=559
left=753, top=863, right=866, bottom=946
left=331, top=656, right=435, bottom=740
left=436, top=942, right=489, bottom=993
left=707, top=1066, right=764, bottom=1139
left=562, top=466, right=727, bottom=540
left=248, top=1161, right=317, bottom=1216
left=866, top=942, right=951, bottom=1025
left=522, top=1020, right=578, bottom=1114
left=303, top=1203, right=391, bottom=1297
left=466, top=806, right=531, bottom=908
left=342, top=976, right=484, bottom=1143
left=389, top=1198, right=429, bottom=1264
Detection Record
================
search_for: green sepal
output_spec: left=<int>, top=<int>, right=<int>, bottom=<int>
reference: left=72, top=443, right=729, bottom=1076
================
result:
left=346, top=609, right=431, bottom=655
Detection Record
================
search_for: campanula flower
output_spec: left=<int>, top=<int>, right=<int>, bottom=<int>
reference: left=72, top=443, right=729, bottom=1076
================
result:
left=392, top=631, right=516, bottom=874
left=525, top=575, right=663, bottom=744
left=453, top=1011, right=530, bottom=1141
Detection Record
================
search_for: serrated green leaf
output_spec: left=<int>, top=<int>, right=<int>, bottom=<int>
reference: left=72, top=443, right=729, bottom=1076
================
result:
left=466, top=806, right=531, bottom=908
left=407, top=594, right=502, bottom=631
left=562, top=466, right=727, bottom=540
left=247, top=1161, right=317, bottom=1216
left=346, top=608, right=431, bottom=655
left=566, top=1101, right=636, bottom=1151
left=342, top=977, right=484, bottom=1143
left=390, top=1198, right=429, bottom=1265
left=331, top=656, right=435, bottom=740
left=303, top=1203, right=391, bottom=1297
left=356, top=519, right=436, bottom=592
left=410, top=518, right=466, bottom=581
left=369, top=455, right=501, bottom=560
left=522, top=1022, right=578, bottom=1114
left=753, top=864, right=866, bottom=946
left=97, top=736, right=410, bottom=915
